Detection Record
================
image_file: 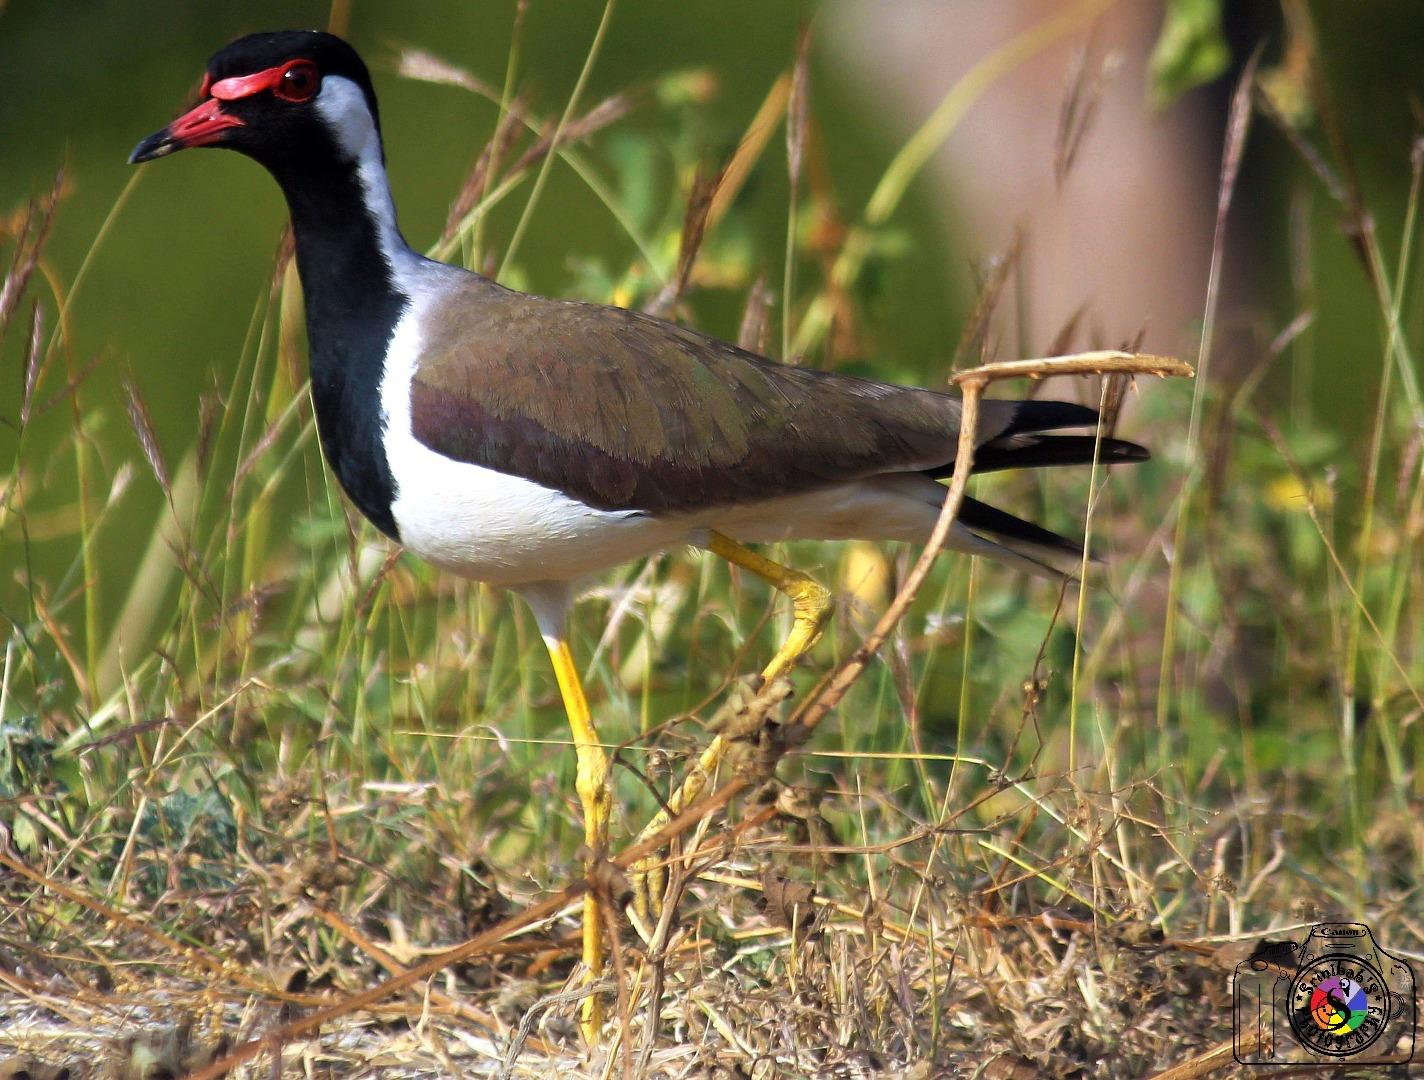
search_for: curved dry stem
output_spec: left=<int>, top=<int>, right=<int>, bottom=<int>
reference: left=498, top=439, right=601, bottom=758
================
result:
left=792, top=350, right=1191, bottom=739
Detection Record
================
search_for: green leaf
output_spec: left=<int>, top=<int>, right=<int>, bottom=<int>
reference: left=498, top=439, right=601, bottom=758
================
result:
left=1148, top=0, right=1231, bottom=110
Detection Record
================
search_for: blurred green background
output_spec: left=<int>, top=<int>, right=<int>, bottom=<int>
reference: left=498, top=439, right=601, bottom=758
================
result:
left=2, top=0, right=994, bottom=643
left=5, top=0, right=1424, bottom=653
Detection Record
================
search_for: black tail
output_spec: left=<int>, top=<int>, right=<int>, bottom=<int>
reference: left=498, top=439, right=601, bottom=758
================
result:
left=930, top=397, right=1150, bottom=479
left=931, top=401, right=1149, bottom=578
left=954, top=497, right=1087, bottom=578
left=998, top=399, right=1101, bottom=435
left=954, top=434, right=1150, bottom=475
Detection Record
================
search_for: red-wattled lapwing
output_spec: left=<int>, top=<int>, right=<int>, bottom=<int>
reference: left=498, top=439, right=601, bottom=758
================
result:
left=131, top=30, right=1149, bottom=1039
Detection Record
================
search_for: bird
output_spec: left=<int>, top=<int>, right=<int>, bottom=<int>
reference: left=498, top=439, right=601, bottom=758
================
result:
left=130, top=30, right=1149, bottom=1039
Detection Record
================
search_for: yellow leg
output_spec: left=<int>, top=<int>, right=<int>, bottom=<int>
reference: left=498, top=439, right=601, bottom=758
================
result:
left=707, top=532, right=834, bottom=683
left=631, top=531, right=832, bottom=920
left=543, top=634, right=610, bottom=1043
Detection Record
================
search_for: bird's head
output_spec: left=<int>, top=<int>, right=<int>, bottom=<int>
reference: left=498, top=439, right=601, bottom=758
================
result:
left=129, top=30, right=381, bottom=170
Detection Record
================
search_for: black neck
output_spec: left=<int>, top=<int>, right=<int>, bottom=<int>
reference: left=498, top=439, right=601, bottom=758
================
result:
left=268, top=146, right=408, bottom=540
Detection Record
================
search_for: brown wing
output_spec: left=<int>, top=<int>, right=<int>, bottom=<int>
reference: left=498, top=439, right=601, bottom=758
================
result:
left=408, top=276, right=1027, bottom=514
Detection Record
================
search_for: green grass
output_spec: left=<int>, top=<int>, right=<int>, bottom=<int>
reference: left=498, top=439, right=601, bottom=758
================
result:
left=2, top=3, right=1422, bottom=1075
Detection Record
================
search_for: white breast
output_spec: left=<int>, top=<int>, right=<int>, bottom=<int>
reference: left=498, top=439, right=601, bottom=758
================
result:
left=379, top=296, right=689, bottom=586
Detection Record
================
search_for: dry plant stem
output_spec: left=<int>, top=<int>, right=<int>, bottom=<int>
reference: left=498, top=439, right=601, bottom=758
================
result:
left=946, top=352, right=1191, bottom=383
left=0, top=968, right=96, bottom=1027
left=629, top=534, right=831, bottom=917
left=0, top=849, right=306, bottom=1007
left=1143, top=1035, right=1258, bottom=1080
left=788, top=352, right=1189, bottom=737
left=310, top=906, right=526, bottom=1044
left=635, top=349, right=1190, bottom=906
left=12, top=356, right=1188, bottom=1080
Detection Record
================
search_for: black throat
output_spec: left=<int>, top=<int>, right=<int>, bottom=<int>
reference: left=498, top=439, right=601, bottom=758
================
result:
left=266, top=131, right=407, bottom=541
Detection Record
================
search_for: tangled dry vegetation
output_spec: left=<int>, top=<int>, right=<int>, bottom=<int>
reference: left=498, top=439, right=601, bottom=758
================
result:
left=5, top=3, right=1424, bottom=1078
left=5, top=736, right=1417, bottom=1079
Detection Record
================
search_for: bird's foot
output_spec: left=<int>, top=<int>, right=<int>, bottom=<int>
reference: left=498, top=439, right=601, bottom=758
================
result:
left=628, top=675, right=794, bottom=925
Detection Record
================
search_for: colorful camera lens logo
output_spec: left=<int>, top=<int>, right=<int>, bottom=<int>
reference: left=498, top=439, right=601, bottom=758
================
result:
left=1233, top=921, right=1413, bottom=1066
left=1289, top=955, right=1388, bottom=1056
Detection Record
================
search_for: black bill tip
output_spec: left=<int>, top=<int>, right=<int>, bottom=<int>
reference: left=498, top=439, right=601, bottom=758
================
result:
left=128, top=129, right=175, bottom=165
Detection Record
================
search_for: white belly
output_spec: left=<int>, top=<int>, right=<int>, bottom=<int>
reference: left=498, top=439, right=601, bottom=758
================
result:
left=387, top=443, right=687, bottom=585
left=385, top=453, right=957, bottom=587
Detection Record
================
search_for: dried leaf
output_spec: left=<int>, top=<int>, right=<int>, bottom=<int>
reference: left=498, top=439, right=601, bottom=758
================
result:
left=758, top=869, right=817, bottom=932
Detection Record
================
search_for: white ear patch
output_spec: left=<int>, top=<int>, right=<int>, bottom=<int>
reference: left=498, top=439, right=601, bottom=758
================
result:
left=313, top=74, right=417, bottom=278
left=314, top=75, right=379, bottom=162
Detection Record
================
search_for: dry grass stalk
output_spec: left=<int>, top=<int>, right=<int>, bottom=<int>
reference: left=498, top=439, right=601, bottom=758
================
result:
left=619, top=350, right=1192, bottom=1001
left=121, top=379, right=173, bottom=504
left=953, top=230, right=1025, bottom=369
left=1053, top=36, right=1119, bottom=187
left=443, top=101, right=526, bottom=243
left=0, top=168, right=63, bottom=333
left=643, top=162, right=726, bottom=318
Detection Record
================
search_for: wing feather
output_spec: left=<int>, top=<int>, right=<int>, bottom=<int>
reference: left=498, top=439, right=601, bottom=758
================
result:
left=409, top=278, right=1025, bottom=513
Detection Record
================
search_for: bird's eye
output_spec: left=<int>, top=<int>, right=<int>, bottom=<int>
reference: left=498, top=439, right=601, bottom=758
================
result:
left=275, top=60, right=320, bottom=103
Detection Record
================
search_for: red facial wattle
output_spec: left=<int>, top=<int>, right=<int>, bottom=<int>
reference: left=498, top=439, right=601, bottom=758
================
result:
left=129, top=58, right=320, bottom=163
left=211, top=59, right=319, bottom=103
